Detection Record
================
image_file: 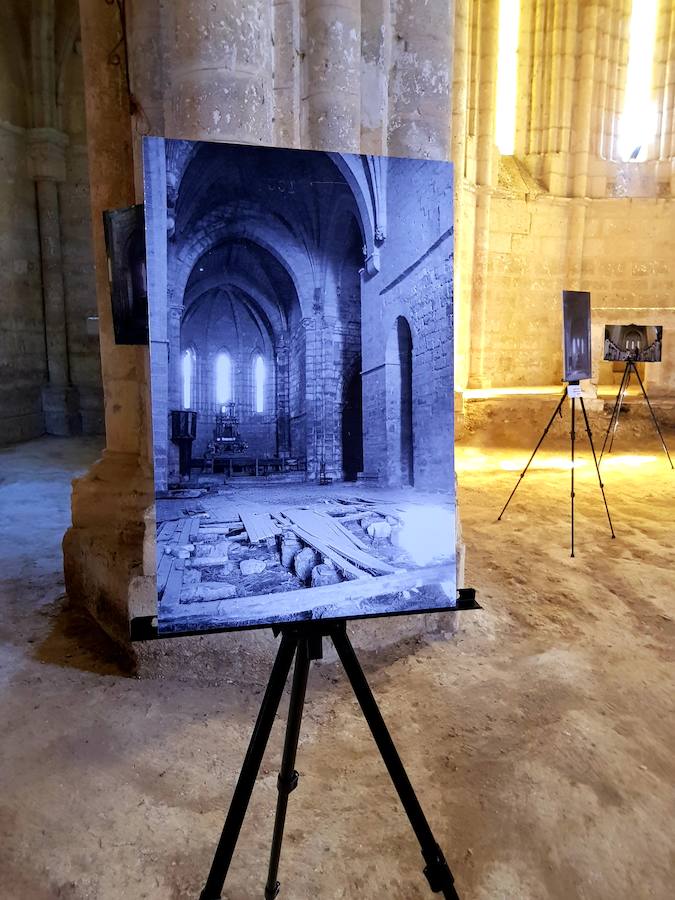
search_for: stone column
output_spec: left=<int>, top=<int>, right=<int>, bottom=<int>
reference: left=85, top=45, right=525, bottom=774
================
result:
left=27, top=127, right=81, bottom=434
left=161, top=0, right=274, bottom=144
left=64, top=0, right=154, bottom=643
left=302, top=0, right=361, bottom=151
left=276, top=336, right=291, bottom=455
left=451, top=0, right=471, bottom=391
left=360, top=0, right=390, bottom=155
left=273, top=0, right=301, bottom=147
left=467, top=0, right=499, bottom=388
left=387, top=0, right=453, bottom=159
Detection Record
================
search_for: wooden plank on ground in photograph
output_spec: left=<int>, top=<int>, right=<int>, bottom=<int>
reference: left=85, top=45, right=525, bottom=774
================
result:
left=239, top=510, right=280, bottom=544
left=157, top=520, right=179, bottom=541
left=275, top=519, right=371, bottom=580
left=178, top=517, right=193, bottom=545
left=327, top=510, right=370, bottom=523
left=156, top=551, right=173, bottom=593
left=160, top=558, right=184, bottom=607
left=289, top=507, right=371, bottom=552
left=282, top=509, right=394, bottom=574
left=199, top=524, right=244, bottom=536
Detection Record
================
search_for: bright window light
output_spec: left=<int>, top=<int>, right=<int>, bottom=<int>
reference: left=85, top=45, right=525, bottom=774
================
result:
left=495, top=0, right=520, bottom=155
left=253, top=355, right=265, bottom=413
left=215, top=351, right=232, bottom=406
left=181, top=349, right=194, bottom=410
left=618, top=0, right=658, bottom=162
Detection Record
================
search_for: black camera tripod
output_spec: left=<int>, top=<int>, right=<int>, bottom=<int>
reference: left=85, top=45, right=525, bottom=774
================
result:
left=497, top=382, right=615, bottom=557
left=198, top=601, right=478, bottom=900
left=599, top=358, right=674, bottom=469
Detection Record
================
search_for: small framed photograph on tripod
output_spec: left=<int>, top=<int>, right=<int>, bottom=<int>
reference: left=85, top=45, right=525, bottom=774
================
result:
left=604, top=324, right=663, bottom=363
left=562, top=290, right=592, bottom=382
left=600, top=324, right=672, bottom=468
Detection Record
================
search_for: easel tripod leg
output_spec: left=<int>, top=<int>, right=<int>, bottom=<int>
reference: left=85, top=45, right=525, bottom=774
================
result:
left=200, top=632, right=298, bottom=900
left=599, top=362, right=629, bottom=463
left=264, top=636, right=312, bottom=899
left=570, top=397, right=575, bottom=558
left=579, top=398, right=616, bottom=539
left=497, top=391, right=566, bottom=522
left=608, top=364, right=632, bottom=455
left=609, top=363, right=632, bottom=458
left=330, top=624, right=460, bottom=900
left=630, top=362, right=675, bottom=469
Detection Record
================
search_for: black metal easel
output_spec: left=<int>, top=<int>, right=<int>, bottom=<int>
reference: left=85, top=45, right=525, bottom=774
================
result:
left=199, top=615, right=470, bottom=900
left=598, top=359, right=674, bottom=469
left=497, top=383, right=615, bottom=557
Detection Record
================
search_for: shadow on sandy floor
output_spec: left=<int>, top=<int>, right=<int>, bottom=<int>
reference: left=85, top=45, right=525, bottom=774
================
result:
left=34, top=595, right=134, bottom=676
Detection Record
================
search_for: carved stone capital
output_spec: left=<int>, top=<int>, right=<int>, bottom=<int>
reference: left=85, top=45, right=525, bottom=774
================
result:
left=27, top=128, right=69, bottom=182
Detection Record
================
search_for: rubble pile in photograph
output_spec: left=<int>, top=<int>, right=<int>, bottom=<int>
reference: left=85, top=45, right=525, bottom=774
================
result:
left=155, top=490, right=456, bottom=632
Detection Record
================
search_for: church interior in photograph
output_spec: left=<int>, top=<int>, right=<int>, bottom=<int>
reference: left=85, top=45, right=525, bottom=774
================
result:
left=143, top=139, right=455, bottom=631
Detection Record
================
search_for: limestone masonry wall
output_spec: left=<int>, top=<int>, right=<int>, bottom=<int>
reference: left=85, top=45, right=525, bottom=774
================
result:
left=0, top=2, right=102, bottom=445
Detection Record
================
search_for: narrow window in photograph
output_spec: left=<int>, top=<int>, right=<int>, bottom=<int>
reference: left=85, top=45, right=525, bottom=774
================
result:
left=215, top=351, right=232, bottom=407
left=181, top=348, right=194, bottom=409
left=254, top=354, right=265, bottom=413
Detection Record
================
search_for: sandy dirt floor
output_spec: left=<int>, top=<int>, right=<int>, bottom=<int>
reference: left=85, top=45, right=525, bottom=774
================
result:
left=0, top=435, right=673, bottom=899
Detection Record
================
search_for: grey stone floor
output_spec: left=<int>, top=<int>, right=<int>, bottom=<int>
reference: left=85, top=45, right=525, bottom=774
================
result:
left=1, top=436, right=674, bottom=899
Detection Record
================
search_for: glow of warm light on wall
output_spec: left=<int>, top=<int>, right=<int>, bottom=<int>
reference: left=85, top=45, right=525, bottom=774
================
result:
left=618, top=0, right=659, bottom=162
left=495, top=0, right=521, bottom=155
left=454, top=448, right=659, bottom=475
left=499, top=456, right=589, bottom=472
left=599, top=454, right=657, bottom=468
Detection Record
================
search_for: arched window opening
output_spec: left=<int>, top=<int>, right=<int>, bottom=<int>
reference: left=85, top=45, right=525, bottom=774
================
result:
left=215, top=352, right=233, bottom=409
left=495, top=0, right=521, bottom=155
left=181, top=348, right=195, bottom=410
left=253, top=354, right=265, bottom=414
left=618, top=0, right=658, bottom=161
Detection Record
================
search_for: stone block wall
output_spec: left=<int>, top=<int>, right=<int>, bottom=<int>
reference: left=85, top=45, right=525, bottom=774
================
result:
left=0, top=123, right=46, bottom=443
left=0, top=3, right=102, bottom=445
left=585, top=199, right=675, bottom=394
left=478, top=191, right=571, bottom=387
left=0, top=9, right=45, bottom=445
left=463, top=184, right=675, bottom=392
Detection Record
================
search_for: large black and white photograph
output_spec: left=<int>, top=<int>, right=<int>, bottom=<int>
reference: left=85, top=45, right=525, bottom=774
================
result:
left=562, top=289, right=592, bottom=381
left=143, top=138, right=456, bottom=635
left=604, top=324, right=663, bottom=362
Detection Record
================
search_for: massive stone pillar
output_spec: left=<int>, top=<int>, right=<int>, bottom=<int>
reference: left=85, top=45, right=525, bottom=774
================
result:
left=27, top=127, right=81, bottom=434
left=69, top=0, right=459, bottom=661
left=64, top=0, right=153, bottom=643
